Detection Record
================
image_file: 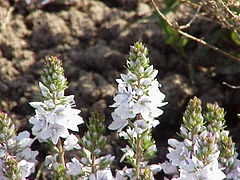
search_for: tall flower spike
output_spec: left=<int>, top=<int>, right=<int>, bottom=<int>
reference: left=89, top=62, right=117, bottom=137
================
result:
left=29, top=56, right=84, bottom=145
left=109, top=41, right=167, bottom=132
left=205, top=103, right=240, bottom=179
left=109, top=42, right=166, bottom=179
left=66, top=113, right=114, bottom=179
left=162, top=97, right=226, bottom=180
left=204, top=103, right=226, bottom=139
left=0, top=112, right=38, bottom=179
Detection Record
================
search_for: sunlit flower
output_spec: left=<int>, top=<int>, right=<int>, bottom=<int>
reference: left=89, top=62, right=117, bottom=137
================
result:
left=89, top=169, right=114, bottom=180
left=175, top=160, right=226, bottom=180
left=66, top=157, right=84, bottom=176
left=64, top=134, right=81, bottom=151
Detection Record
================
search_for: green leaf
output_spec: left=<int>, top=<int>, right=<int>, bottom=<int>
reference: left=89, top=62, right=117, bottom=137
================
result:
left=231, top=32, right=240, bottom=45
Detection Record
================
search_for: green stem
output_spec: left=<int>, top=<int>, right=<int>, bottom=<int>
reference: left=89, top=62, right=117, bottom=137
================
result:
left=135, top=78, right=142, bottom=179
left=135, top=133, right=141, bottom=179
left=57, top=138, right=65, bottom=169
left=91, top=153, right=96, bottom=174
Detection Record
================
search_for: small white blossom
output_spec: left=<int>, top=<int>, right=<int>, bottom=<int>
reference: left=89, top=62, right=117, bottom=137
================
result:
left=16, top=147, right=38, bottom=163
left=99, top=154, right=115, bottom=164
left=120, top=145, right=134, bottom=162
left=45, top=154, right=60, bottom=170
left=108, top=112, right=128, bottom=132
left=89, top=169, right=114, bottom=180
left=115, top=167, right=134, bottom=179
left=161, top=161, right=178, bottom=174
left=148, top=163, right=162, bottom=174
left=175, top=160, right=226, bottom=180
left=133, top=119, right=150, bottom=134
left=115, top=170, right=128, bottom=180
left=166, top=140, right=190, bottom=167
left=66, top=157, right=84, bottom=176
left=119, top=127, right=137, bottom=140
left=16, top=131, right=35, bottom=148
left=64, top=134, right=81, bottom=151
left=18, top=160, right=35, bottom=179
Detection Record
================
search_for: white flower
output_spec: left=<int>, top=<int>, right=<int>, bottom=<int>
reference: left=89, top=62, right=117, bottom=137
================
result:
left=61, top=105, right=83, bottom=131
left=120, top=145, right=134, bottom=162
left=66, top=157, right=84, bottom=176
left=148, top=163, right=162, bottom=174
left=133, top=119, right=150, bottom=134
left=178, top=156, right=199, bottom=173
left=115, top=167, right=134, bottom=179
left=18, top=159, right=35, bottom=179
left=119, top=127, right=137, bottom=139
left=29, top=97, right=83, bottom=144
left=166, top=141, right=189, bottom=167
left=89, top=169, right=114, bottom=180
left=176, top=160, right=226, bottom=180
left=63, top=134, right=81, bottom=151
left=99, top=154, right=115, bottom=164
left=115, top=170, right=128, bottom=180
left=16, top=147, right=38, bottom=163
left=111, top=85, right=133, bottom=108
left=146, top=144, right=157, bottom=155
left=45, top=154, right=60, bottom=170
left=108, top=112, right=128, bottom=132
left=180, top=126, right=188, bottom=137
left=161, top=161, right=178, bottom=174
left=11, top=131, right=39, bottom=163
left=168, top=139, right=180, bottom=149
left=39, top=82, right=51, bottom=98
left=16, top=131, right=35, bottom=148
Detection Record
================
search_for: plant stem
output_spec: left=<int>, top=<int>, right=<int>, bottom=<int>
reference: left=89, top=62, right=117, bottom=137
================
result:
left=57, top=138, right=65, bottom=169
left=52, top=92, right=66, bottom=168
left=91, top=153, right=96, bottom=174
left=135, top=77, right=142, bottom=179
left=136, top=133, right=141, bottom=179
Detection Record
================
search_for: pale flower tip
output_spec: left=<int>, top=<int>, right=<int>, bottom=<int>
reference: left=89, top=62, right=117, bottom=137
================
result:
left=66, top=157, right=83, bottom=176
left=63, top=134, right=80, bottom=151
left=149, top=164, right=162, bottom=174
left=168, top=139, right=179, bottom=148
left=108, top=122, right=120, bottom=131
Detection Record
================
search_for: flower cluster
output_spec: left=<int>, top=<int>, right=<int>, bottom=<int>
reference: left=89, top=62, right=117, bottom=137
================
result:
left=162, top=97, right=240, bottom=180
left=66, top=113, right=115, bottom=179
left=0, top=112, right=38, bottom=179
left=109, top=42, right=166, bottom=179
left=29, top=56, right=84, bottom=145
left=109, top=42, right=167, bottom=133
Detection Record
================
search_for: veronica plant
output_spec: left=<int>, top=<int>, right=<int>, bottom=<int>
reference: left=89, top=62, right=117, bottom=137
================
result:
left=66, top=113, right=115, bottom=179
left=162, top=97, right=240, bottom=180
left=29, top=56, right=84, bottom=178
left=109, top=41, right=167, bottom=179
left=0, top=112, right=38, bottom=179
left=205, top=103, right=240, bottom=179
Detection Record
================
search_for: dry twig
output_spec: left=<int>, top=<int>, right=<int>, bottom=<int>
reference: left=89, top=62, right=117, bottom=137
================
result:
left=222, top=82, right=240, bottom=89
left=151, top=0, right=240, bottom=62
